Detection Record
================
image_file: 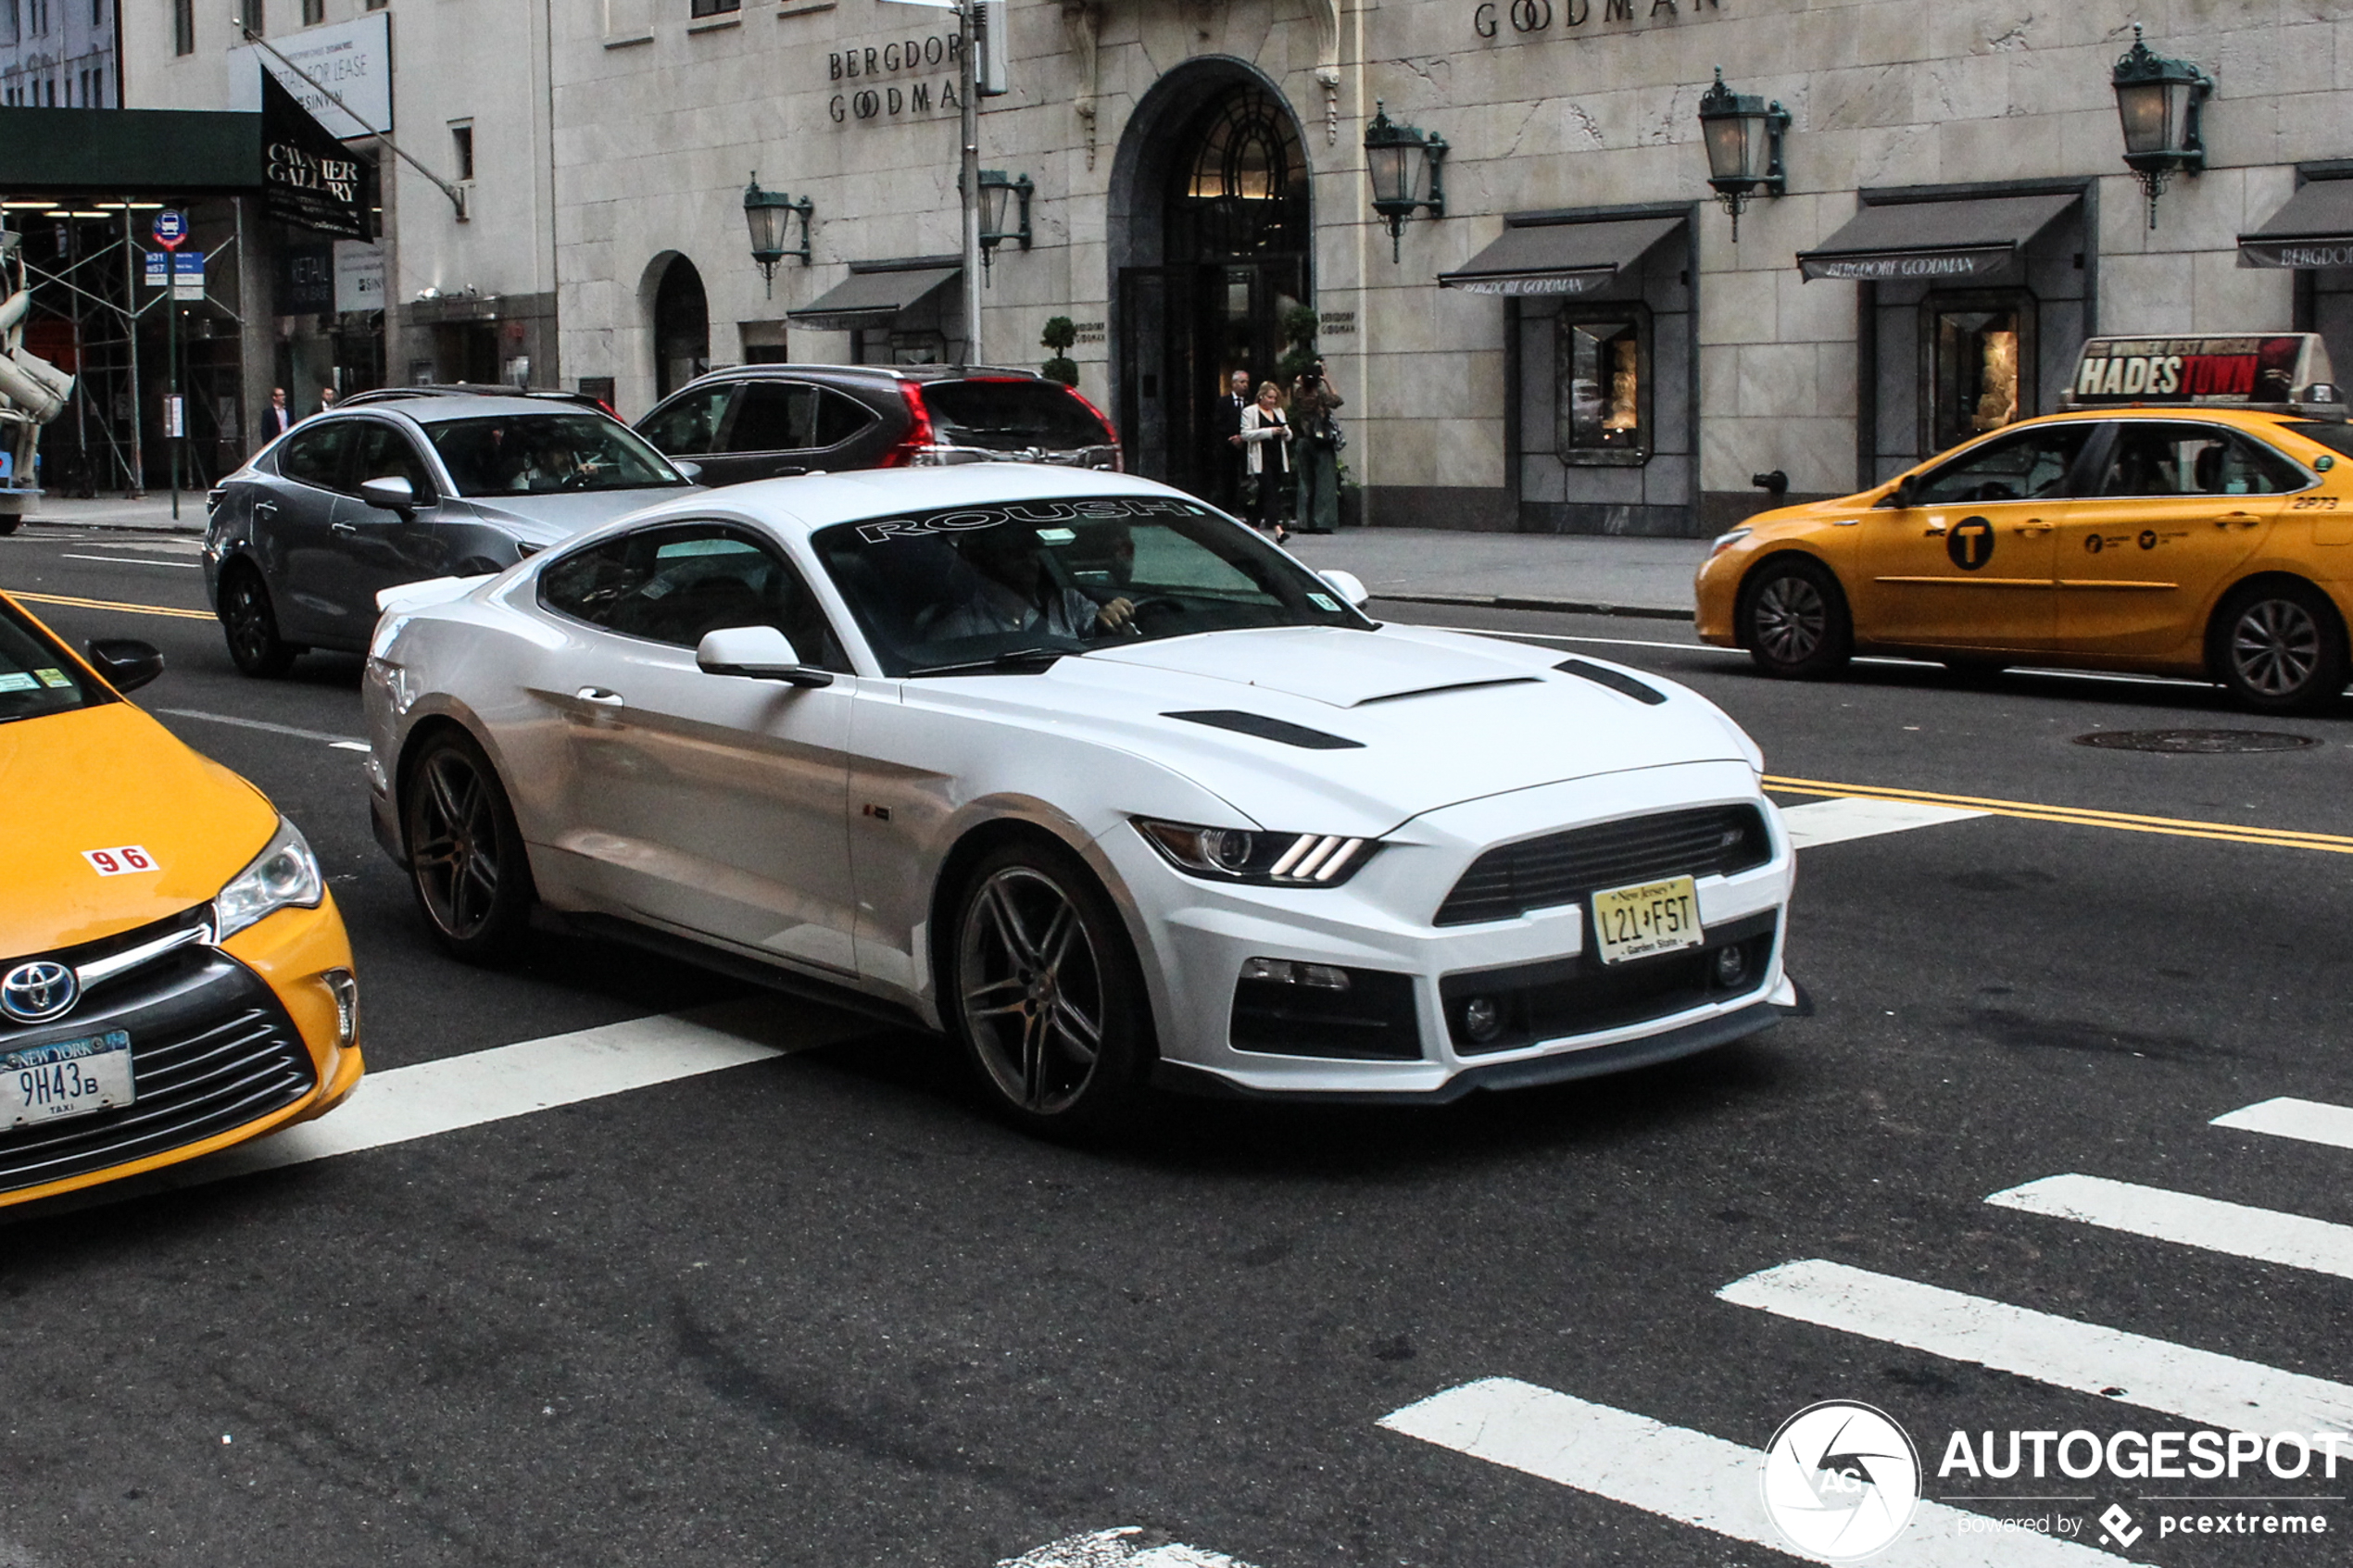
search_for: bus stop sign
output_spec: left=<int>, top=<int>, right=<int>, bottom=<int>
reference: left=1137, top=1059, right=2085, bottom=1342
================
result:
left=151, top=209, right=187, bottom=251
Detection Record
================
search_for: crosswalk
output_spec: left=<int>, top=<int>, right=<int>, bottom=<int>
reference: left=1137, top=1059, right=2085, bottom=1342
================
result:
left=1382, top=1092, right=2353, bottom=1562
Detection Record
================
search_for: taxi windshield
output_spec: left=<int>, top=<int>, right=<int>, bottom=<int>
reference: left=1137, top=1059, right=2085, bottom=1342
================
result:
left=423, top=413, right=689, bottom=497
left=811, top=495, right=1370, bottom=677
left=0, top=599, right=108, bottom=726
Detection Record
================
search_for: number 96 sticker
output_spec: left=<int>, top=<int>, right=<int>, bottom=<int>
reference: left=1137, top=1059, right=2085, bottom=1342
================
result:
left=82, top=846, right=159, bottom=876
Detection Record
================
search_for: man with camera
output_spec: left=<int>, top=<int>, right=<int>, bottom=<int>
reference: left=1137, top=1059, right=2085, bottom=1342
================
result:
left=1290, top=360, right=1345, bottom=535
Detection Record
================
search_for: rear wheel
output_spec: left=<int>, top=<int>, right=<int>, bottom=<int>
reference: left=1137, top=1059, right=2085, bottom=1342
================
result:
left=402, top=729, right=535, bottom=963
left=219, top=564, right=297, bottom=677
left=2212, top=580, right=2348, bottom=713
left=1740, top=557, right=1852, bottom=679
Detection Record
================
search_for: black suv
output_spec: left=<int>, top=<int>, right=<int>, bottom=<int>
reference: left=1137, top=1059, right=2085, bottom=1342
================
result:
left=632, top=364, right=1120, bottom=487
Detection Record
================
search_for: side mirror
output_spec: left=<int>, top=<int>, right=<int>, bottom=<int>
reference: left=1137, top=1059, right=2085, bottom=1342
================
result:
left=85, top=637, right=164, bottom=694
left=695, top=624, right=833, bottom=687
left=673, top=460, right=704, bottom=483
left=1875, top=475, right=1916, bottom=510
left=359, top=475, right=419, bottom=515
left=1319, top=569, right=1371, bottom=608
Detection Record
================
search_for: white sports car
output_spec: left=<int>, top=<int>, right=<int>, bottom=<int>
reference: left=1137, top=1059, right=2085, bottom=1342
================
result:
left=363, top=465, right=1799, bottom=1129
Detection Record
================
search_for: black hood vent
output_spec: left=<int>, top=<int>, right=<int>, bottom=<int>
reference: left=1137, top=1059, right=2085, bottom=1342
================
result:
left=1554, top=659, right=1666, bottom=705
left=1164, top=710, right=1364, bottom=750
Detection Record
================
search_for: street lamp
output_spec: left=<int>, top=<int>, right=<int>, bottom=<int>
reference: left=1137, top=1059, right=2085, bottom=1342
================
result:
left=975, top=169, right=1032, bottom=280
left=1363, top=101, right=1445, bottom=263
left=2110, top=24, right=2210, bottom=229
left=743, top=172, right=813, bottom=296
left=1696, top=67, right=1787, bottom=242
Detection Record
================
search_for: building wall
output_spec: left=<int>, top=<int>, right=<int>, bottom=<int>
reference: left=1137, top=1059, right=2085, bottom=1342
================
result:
left=1, top=0, right=117, bottom=107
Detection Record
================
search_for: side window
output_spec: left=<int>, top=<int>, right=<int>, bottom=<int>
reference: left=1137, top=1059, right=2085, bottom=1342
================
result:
left=2092, top=423, right=2308, bottom=498
left=277, top=420, right=353, bottom=490
left=814, top=388, right=875, bottom=449
left=2216, top=433, right=2310, bottom=496
left=1913, top=424, right=2093, bottom=507
left=637, top=385, right=733, bottom=457
left=346, top=422, right=436, bottom=498
left=724, top=382, right=819, bottom=453
left=539, top=524, right=850, bottom=671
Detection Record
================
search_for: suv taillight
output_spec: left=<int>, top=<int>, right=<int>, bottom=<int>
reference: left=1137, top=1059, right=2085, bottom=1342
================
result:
left=1065, top=386, right=1121, bottom=468
left=877, top=380, right=940, bottom=467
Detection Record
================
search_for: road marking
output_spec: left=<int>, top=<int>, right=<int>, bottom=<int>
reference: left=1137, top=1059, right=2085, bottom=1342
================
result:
left=1766, top=775, right=2353, bottom=856
left=1718, top=1259, right=2353, bottom=1433
left=2212, top=1097, right=2353, bottom=1152
left=998, top=1529, right=1257, bottom=1567
left=157, top=707, right=365, bottom=746
left=1988, top=1173, right=2353, bottom=1283
left=59, top=553, right=200, bottom=569
left=1379, top=1378, right=2132, bottom=1565
left=6, top=589, right=213, bottom=621
left=1780, top=796, right=1988, bottom=848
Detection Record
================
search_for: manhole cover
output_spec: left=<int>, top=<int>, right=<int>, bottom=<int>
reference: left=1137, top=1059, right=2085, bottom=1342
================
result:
left=2072, top=729, right=2319, bottom=754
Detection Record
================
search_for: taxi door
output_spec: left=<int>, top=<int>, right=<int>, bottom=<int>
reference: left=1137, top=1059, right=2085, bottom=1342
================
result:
left=2053, top=421, right=2300, bottom=660
left=1854, top=422, right=2095, bottom=654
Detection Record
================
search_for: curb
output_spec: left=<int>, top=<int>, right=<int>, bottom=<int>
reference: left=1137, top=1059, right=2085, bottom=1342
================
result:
left=1366, top=590, right=1695, bottom=622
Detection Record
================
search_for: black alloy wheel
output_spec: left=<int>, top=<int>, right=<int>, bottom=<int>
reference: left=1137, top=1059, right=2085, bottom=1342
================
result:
left=219, top=565, right=297, bottom=677
left=402, top=730, right=535, bottom=963
left=2214, top=580, right=2348, bottom=713
left=1740, top=558, right=1852, bottom=680
left=949, top=840, right=1151, bottom=1135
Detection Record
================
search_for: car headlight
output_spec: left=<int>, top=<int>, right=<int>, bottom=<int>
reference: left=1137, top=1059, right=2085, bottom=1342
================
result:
left=213, top=817, right=326, bottom=941
left=1707, top=526, right=1752, bottom=558
left=1135, top=819, right=1376, bottom=886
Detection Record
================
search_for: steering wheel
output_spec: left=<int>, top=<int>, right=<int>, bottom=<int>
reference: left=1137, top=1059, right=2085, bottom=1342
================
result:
left=1125, top=595, right=1188, bottom=626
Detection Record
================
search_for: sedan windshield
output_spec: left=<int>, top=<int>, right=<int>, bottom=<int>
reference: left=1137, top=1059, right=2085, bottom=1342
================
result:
left=423, top=413, right=688, bottom=498
left=812, top=495, right=1369, bottom=677
left=0, top=598, right=108, bottom=726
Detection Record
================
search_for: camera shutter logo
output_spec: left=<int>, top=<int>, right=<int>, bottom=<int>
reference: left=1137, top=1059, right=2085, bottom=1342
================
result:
left=1758, top=1400, right=1922, bottom=1560
left=1, top=960, right=80, bottom=1024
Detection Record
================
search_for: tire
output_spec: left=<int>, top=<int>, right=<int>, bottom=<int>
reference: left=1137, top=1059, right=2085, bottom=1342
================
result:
left=945, top=838, right=1153, bottom=1136
left=1740, top=557, right=1852, bottom=679
left=219, top=564, right=297, bottom=678
left=2212, top=580, right=2349, bottom=714
left=0, top=516, right=20, bottom=537
left=401, top=729, right=536, bottom=964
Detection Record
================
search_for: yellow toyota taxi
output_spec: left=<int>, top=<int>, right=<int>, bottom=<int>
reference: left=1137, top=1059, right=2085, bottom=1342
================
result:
left=1697, top=333, right=2353, bottom=711
left=0, top=591, right=361, bottom=1208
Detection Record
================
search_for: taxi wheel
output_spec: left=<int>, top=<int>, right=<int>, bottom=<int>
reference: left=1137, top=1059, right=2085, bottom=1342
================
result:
left=219, top=566, right=296, bottom=678
left=946, top=839, right=1151, bottom=1138
left=2213, top=581, right=2349, bottom=714
left=1740, top=558, right=1851, bottom=680
left=402, top=730, right=535, bottom=963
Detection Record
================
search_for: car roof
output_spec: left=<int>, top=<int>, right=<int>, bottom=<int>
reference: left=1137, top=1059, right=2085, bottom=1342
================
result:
left=668, top=363, right=1050, bottom=392
left=341, top=385, right=605, bottom=408
left=333, top=395, right=624, bottom=425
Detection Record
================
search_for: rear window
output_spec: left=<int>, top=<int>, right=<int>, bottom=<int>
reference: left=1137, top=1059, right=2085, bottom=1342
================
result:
left=922, top=380, right=1109, bottom=453
left=0, top=599, right=108, bottom=726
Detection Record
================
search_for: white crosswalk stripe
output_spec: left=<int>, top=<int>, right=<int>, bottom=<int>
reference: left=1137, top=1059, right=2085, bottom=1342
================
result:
left=2212, top=1097, right=2353, bottom=1152
left=1987, top=1173, right=2353, bottom=1283
left=996, top=1529, right=1256, bottom=1567
left=1779, top=796, right=1989, bottom=848
left=1379, top=1378, right=2135, bottom=1564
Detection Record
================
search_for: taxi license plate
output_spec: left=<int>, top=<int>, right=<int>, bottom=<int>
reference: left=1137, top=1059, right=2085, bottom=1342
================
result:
left=1591, top=876, right=1704, bottom=965
left=4, top=1030, right=133, bottom=1129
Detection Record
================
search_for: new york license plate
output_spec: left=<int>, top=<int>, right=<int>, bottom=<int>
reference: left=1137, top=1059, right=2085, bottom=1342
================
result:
left=1591, top=875, right=1703, bottom=965
left=4, top=1030, right=134, bottom=1128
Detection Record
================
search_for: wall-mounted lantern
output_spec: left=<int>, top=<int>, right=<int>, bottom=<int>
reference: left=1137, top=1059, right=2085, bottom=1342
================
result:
left=1696, top=67, right=1787, bottom=242
left=1364, top=101, right=1446, bottom=263
left=2110, top=24, right=2210, bottom=229
left=976, top=169, right=1034, bottom=280
left=743, top=172, right=813, bottom=295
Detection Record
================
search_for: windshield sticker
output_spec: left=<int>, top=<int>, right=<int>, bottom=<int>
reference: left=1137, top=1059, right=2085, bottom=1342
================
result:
left=852, top=495, right=1203, bottom=544
left=1036, top=528, right=1076, bottom=545
left=32, top=668, right=71, bottom=688
left=82, top=846, right=158, bottom=876
left=1308, top=592, right=1340, bottom=612
left=0, top=671, right=36, bottom=693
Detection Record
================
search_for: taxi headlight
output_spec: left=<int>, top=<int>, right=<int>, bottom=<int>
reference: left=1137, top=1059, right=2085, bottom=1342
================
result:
left=1707, top=526, right=1753, bottom=558
left=1135, top=819, right=1376, bottom=886
left=213, top=818, right=326, bottom=941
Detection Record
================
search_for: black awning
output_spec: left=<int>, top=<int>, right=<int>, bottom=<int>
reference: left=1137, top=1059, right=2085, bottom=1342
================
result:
left=2238, top=178, right=2353, bottom=270
left=1797, top=192, right=2078, bottom=282
left=0, top=107, right=262, bottom=194
left=786, top=264, right=959, bottom=331
left=1437, top=215, right=1682, bottom=296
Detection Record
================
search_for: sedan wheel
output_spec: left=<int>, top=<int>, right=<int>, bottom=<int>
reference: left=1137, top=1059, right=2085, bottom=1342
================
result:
left=2216, top=582, right=2347, bottom=713
left=950, top=844, right=1148, bottom=1134
left=220, top=567, right=296, bottom=678
left=1741, top=558, right=1852, bottom=679
left=403, top=731, right=535, bottom=962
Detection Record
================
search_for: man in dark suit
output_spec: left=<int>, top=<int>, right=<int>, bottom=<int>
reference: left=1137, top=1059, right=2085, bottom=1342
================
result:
left=266, top=387, right=293, bottom=441
left=1215, top=368, right=1252, bottom=512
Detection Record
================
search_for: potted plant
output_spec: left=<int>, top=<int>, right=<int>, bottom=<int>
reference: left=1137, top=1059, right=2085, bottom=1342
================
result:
left=1039, top=316, right=1080, bottom=386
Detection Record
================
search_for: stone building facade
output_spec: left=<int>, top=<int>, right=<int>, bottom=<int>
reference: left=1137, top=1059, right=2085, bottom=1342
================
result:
left=2, top=0, right=118, bottom=108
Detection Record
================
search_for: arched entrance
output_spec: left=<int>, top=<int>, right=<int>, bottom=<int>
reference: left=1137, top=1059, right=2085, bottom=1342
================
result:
left=652, top=256, right=711, bottom=400
left=1111, top=65, right=1310, bottom=498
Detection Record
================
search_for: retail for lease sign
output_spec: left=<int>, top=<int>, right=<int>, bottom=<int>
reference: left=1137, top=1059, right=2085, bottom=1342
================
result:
left=229, top=11, right=392, bottom=138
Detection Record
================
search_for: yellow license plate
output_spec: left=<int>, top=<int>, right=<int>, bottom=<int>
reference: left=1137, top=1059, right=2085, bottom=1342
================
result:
left=1591, top=876, right=1703, bottom=964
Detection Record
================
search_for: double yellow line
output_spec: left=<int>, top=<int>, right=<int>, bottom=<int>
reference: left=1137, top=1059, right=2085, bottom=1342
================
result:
left=8, top=590, right=215, bottom=621
left=1767, top=773, right=2353, bottom=855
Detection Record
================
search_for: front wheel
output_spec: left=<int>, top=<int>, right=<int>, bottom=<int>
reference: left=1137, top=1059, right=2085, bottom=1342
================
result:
left=402, top=729, right=536, bottom=964
left=2213, top=581, right=2349, bottom=713
left=219, top=565, right=297, bottom=677
left=947, top=840, right=1152, bottom=1136
left=1740, top=558, right=1852, bottom=679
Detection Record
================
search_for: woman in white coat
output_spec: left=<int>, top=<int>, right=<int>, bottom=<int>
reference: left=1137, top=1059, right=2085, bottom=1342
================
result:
left=1236, top=380, right=1293, bottom=543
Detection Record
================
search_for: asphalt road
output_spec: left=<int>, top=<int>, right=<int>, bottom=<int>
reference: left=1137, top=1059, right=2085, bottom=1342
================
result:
left=6, top=525, right=2353, bottom=1568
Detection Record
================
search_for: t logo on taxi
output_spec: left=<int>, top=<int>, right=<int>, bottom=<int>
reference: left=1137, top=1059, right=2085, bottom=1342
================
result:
left=1947, top=517, right=1995, bottom=571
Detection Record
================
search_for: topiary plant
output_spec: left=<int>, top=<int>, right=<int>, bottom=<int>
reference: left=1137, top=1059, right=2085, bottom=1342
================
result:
left=1276, top=304, right=1321, bottom=384
left=1039, top=316, right=1079, bottom=386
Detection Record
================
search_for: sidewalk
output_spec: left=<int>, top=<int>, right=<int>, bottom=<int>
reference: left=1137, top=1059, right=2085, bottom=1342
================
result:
left=14, top=495, right=207, bottom=533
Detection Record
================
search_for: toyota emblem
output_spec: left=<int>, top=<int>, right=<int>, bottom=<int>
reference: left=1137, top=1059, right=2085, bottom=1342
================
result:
left=1, top=960, right=80, bottom=1024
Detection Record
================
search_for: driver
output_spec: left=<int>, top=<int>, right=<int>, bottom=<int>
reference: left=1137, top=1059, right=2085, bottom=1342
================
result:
left=511, top=433, right=585, bottom=492
left=934, top=524, right=1136, bottom=640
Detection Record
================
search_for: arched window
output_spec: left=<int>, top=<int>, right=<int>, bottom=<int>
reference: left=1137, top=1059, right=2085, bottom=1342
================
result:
left=653, top=257, right=710, bottom=401
left=1168, top=88, right=1308, bottom=258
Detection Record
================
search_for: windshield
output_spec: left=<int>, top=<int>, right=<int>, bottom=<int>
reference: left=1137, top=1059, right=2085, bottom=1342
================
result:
left=0, top=598, right=109, bottom=726
left=921, top=380, right=1110, bottom=452
left=812, top=495, right=1369, bottom=677
left=423, top=413, right=688, bottom=498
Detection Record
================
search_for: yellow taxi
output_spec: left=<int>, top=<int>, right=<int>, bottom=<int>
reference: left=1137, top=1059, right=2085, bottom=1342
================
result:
left=1697, top=333, right=2353, bottom=711
left=0, top=591, right=361, bottom=1208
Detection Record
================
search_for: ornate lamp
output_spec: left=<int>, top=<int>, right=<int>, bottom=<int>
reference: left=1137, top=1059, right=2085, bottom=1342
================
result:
left=743, top=172, right=813, bottom=296
left=976, top=169, right=1034, bottom=280
left=1363, top=101, right=1446, bottom=263
left=1696, top=67, right=1787, bottom=242
left=2111, top=24, right=2210, bottom=229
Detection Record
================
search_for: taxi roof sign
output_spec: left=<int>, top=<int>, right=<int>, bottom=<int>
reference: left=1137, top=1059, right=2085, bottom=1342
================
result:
left=2063, top=332, right=2344, bottom=419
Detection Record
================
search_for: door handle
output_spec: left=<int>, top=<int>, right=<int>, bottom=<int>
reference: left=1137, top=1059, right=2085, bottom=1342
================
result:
left=2011, top=520, right=2051, bottom=536
left=254, top=501, right=277, bottom=517
left=2217, top=511, right=2262, bottom=529
left=574, top=686, right=626, bottom=708
left=330, top=521, right=358, bottom=536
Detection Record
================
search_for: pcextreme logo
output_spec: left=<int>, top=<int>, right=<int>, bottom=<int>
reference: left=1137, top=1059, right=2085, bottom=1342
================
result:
left=1759, top=1400, right=1923, bottom=1560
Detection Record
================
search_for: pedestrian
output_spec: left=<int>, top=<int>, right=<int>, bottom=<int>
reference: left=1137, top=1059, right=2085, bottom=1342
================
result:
left=1216, top=368, right=1252, bottom=513
left=1237, top=380, right=1292, bottom=543
left=319, top=384, right=339, bottom=415
left=1290, top=358, right=1345, bottom=534
left=265, top=386, right=292, bottom=440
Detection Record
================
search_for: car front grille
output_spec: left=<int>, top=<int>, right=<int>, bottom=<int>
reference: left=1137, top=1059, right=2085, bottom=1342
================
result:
left=1434, top=805, right=1771, bottom=926
left=1440, top=910, right=1779, bottom=1055
left=0, top=943, right=315, bottom=1197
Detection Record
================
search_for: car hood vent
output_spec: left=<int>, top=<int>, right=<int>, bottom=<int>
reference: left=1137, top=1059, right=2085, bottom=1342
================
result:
left=1163, top=710, right=1364, bottom=750
left=1554, top=659, right=1666, bottom=705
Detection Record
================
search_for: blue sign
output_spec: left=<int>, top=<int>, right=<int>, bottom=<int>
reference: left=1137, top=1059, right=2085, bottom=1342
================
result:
left=150, top=209, right=188, bottom=248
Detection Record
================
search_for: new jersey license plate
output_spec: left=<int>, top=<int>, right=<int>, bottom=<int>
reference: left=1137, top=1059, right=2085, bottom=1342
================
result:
left=4, top=1030, right=134, bottom=1128
left=1591, top=875, right=1703, bottom=965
